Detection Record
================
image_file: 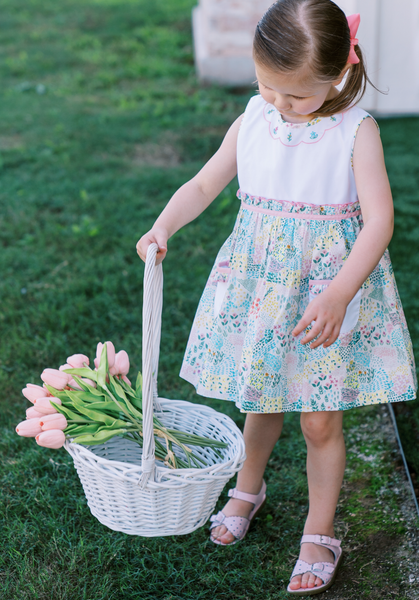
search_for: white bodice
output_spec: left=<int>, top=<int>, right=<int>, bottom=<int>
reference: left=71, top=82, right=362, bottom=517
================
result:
left=237, top=95, right=375, bottom=206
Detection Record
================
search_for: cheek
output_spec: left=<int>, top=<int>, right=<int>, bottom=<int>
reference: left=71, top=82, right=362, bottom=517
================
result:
left=259, top=88, right=272, bottom=103
left=298, top=97, right=324, bottom=113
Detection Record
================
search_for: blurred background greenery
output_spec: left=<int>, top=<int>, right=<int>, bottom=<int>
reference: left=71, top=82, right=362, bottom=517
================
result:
left=0, top=1, right=418, bottom=598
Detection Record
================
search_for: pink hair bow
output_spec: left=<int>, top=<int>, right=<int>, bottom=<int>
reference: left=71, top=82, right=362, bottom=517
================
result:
left=347, top=14, right=360, bottom=64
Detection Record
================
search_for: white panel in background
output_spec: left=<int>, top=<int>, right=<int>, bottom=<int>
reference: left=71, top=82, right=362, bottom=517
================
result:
left=193, top=0, right=419, bottom=114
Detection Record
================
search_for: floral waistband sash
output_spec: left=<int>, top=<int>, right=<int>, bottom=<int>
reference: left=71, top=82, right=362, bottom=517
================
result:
left=237, top=190, right=361, bottom=221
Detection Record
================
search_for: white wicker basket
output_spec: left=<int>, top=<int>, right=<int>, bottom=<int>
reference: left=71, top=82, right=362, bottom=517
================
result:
left=65, top=243, right=246, bottom=536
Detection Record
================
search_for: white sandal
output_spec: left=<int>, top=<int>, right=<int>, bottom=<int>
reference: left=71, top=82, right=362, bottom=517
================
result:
left=209, top=481, right=267, bottom=545
left=287, top=534, right=343, bottom=596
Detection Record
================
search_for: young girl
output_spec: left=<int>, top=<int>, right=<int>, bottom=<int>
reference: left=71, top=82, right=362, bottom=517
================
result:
left=137, top=0, right=417, bottom=594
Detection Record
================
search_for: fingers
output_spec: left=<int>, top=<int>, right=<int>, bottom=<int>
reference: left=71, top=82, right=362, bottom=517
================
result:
left=136, top=231, right=168, bottom=264
left=293, top=293, right=346, bottom=349
left=307, top=323, right=336, bottom=349
left=294, top=316, right=341, bottom=349
left=292, top=313, right=312, bottom=338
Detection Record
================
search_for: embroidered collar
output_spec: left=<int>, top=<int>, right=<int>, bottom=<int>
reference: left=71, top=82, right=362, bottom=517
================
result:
left=263, top=103, right=344, bottom=147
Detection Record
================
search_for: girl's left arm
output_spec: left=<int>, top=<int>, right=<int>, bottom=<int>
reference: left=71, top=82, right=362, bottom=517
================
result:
left=293, top=117, right=394, bottom=348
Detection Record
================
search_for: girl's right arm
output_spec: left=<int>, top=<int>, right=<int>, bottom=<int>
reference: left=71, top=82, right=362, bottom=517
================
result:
left=136, top=114, right=243, bottom=264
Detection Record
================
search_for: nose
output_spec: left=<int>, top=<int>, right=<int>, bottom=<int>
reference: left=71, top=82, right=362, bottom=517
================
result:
left=274, top=94, right=291, bottom=111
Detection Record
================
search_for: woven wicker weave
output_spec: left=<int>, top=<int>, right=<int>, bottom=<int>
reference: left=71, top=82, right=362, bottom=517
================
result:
left=65, top=243, right=246, bottom=536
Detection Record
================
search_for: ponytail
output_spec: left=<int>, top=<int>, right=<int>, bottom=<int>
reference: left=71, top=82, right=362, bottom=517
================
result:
left=312, top=46, right=377, bottom=118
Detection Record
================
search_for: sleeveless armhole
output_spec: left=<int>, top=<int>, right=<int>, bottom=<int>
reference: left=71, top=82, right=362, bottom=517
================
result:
left=350, top=114, right=380, bottom=170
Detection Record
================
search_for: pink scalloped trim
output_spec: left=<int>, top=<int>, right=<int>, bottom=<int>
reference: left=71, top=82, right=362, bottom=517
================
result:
left=263, top=103, right=344, bottom=146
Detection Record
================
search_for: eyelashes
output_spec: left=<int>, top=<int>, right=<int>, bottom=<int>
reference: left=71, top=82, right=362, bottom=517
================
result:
left=259, top=84, right=309, bottom=101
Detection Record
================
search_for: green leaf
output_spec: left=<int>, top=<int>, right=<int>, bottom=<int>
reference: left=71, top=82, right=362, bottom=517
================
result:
left=72, top=428, right=126, bottom=445
left=117, top=376, right=137, bottom=398
left=96, top=343, right=108, bottom=388
left=71, top=397, right=117, bottom=426
left=108, top=377, right=145, bottom=420
left=66, top=423, right=100, bottom=435
left=130, top=395, right=143, bottom=411
left=109, top=375, right=128, bottom=402
left=62, top=367, right=97, bottom=381
left=135, top=371, right=143, bottom=397
left=44, top=385, right=69, bottom=400
left=50, top=401, right=87, bottom=422
left=86, top=401, right=122, bottom=413
left=75, top=392, right=106, bottom=403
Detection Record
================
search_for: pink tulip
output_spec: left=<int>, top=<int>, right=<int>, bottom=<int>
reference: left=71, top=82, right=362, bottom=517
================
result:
left=42, top=384, right=52, bottom=396
left=16, top=418, right=43, bottom=437
left=33, top=397, right=62, bottom=415
left=22, top=384, right=48, bottom=403
left=82, top=378, right=96, bottom=388
left=109, top=365, right=118, bottom=376
left=41, top=368, right=70, bottom=390
left=26, top=406, right=44, bottom=419
left=59, top=363, right=73, bottom=372
left=121, top=375, right=131, bottom=386
left=96, top=341, right=115, bottom=368
left=68, top=377, right=82, bottom=390
left=36, top=430, right=66, bottom=449
left=39, top=413, right=67, bottom=431
left=66, top=354, right=89, bottom=368
left=114, top=350, right=130, bottom=376
left=94, top=357, right=99, bottom=369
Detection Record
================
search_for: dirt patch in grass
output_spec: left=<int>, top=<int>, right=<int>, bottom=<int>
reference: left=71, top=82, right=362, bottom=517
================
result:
left=0, top=135, right=23, bottom=149
left=132, top=141, right=180, bottom=167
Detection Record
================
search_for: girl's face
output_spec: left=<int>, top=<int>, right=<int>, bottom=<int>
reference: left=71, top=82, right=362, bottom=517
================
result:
left=255, top=63, right=342, bottom=123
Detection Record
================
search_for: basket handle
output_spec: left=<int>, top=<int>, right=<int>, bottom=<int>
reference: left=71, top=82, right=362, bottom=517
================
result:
left=140, top=243, right=163, bottom=486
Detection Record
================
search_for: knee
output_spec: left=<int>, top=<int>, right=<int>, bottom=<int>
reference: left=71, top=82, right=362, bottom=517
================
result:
left=301, top=413, right=342, bottom=447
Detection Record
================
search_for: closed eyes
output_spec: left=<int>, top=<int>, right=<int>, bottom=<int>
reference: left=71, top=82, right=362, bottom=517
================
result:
left=259, top=83, right=309, bottom=101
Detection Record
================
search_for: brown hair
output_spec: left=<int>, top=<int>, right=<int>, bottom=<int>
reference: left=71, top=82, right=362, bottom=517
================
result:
left=253, top=0, right=378, bottom=117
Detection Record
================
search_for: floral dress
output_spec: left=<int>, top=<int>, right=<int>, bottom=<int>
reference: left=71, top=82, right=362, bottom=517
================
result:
left=180, top=95, right=417, bottom=413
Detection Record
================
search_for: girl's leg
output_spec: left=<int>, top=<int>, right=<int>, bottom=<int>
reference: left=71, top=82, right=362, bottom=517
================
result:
left=289, top=411, right=346, bottom=591
left=211, top=412, right=284, bottom=545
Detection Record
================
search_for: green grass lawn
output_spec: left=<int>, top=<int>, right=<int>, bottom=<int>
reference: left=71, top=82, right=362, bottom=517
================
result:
left=1, top=1, right=418, bottom=598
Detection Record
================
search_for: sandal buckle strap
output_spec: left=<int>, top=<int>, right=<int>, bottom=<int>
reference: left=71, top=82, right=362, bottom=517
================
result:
left=300, top=534, right=341, bottom=547
left=290, top=560, right=334, bottom=586
left=228, top=488, right=258, bottom=504
left=209, top=511, right=225, bottom=528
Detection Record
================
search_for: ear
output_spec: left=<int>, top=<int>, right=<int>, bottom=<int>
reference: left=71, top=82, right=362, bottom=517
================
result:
left=332, top=65, right=352, bottom=86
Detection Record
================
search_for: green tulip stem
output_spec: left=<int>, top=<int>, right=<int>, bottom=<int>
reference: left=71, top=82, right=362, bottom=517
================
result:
left=103, top=384, right=139, bottom=427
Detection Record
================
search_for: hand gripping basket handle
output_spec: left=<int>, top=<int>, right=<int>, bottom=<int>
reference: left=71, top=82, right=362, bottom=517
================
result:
left=140, top=243, right=163, bottom=486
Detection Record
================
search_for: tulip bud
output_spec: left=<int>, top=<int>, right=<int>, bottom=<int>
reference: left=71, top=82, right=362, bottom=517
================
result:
left=36, top=429, right=66, bottom=449
left=94, top=357, right=99, bottom=369
left=41, top=368, right=70, bottom=390
left=22, top=384, right=48, bottom=403
left=82, top=377, right=96, bottom=388
left=26, top=406, right=44, bottom=419
left=33, top=397, right=62, bottom=415
left=66, top=353, right=89, bottom=368
left=59, top=363, right=73, bottom=372
left=114, top=350, right=130, bottom=376
left=96, top=341, right=115, bottom=368
left=121, top=375, right=131, bottom=386
left=16, top=418, right=43, bottom=437
left=39, top=413, right=67, bottom=431
left=109, top=365, right=118, bottom=376
left=42, top=384, right=52, bottom=396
